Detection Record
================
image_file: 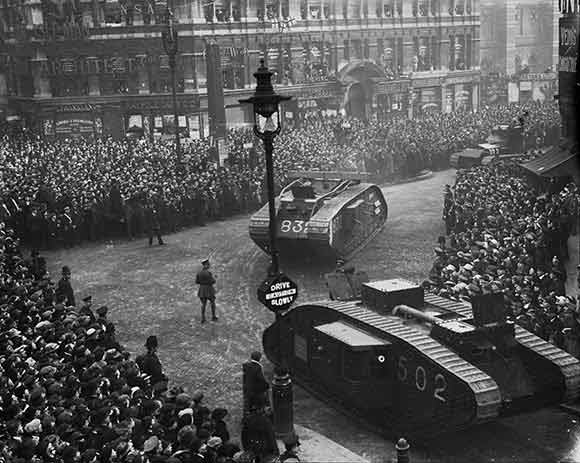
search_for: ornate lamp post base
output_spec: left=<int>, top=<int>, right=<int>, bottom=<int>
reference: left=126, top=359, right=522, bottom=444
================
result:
left=272, top=367, right=295, bottom=440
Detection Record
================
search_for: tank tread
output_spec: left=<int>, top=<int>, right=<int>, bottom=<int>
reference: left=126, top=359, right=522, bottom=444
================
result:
left=324, top=300, right=502, bottom=424
left=514, top=326, right=580, bottom=402
left=423, top=294, right=580, bottom=403
left=424, top=293, right=473, bottom=317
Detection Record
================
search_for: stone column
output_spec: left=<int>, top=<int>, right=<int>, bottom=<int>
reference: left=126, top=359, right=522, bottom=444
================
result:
left=440, top=85, right=446, bottom=112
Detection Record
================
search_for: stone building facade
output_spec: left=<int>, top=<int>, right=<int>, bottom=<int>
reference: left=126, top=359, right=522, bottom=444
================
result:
left=0, top=0, right=481, bottom=139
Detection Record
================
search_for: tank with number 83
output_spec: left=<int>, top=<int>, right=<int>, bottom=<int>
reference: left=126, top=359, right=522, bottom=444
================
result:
left=249, top=171, right=388, bottom=260
left=262, top=278, right=580, bottom=438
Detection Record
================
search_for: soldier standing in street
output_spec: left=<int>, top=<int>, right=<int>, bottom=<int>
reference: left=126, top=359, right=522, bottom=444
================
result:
left=195, top=258, right=217, bottom=323
left=144, top=198, right=164, bottom=246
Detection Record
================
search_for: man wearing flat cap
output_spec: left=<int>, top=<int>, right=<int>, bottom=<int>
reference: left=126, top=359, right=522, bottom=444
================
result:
left=56, top=266, right=75, bottom=307
left=196, top=258, right=217, bottom=324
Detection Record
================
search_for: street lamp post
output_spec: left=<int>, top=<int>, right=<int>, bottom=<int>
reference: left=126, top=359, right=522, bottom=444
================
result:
left=240, top=60, right=291, bottom=277
left=162, top=7, right=182, bottom=167
left=240, top=60, right=295, bottom=439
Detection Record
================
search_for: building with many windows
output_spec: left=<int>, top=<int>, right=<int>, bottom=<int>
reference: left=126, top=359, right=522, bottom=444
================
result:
left=478, top=0, right=559, bottom=105
left=0, top=0, right=481, bottom=139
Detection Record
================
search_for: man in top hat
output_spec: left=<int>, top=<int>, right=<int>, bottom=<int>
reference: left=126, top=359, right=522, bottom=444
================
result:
left=55, top=266, right=76, bottom=307
left=195, top=258, right=217, bottom=323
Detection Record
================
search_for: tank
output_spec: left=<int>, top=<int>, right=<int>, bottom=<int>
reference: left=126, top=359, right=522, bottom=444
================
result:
left=249, top=171, right=388, bottom=260
left=263, top=278, right=580, bottom=438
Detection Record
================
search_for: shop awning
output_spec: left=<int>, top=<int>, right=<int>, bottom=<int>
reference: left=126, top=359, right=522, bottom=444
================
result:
left=520, top=142, right=579, bottom=178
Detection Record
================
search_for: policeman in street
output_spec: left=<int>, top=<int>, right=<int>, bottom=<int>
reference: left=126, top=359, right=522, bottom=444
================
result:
left=195, top=258, right=217, bottom=323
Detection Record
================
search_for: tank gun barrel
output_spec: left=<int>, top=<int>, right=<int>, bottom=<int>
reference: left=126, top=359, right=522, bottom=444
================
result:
left=393, top=305, right=440, bottom=324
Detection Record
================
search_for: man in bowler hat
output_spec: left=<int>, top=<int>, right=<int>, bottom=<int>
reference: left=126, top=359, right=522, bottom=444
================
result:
left=195, top=258, right=217, bottom=323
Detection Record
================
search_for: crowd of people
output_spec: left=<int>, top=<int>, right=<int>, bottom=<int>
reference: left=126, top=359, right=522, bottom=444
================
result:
left=0, top=101, right=561, bottom=250
left=429, top=163, right=579, bottom=355
left=0, top=219, right=297, bottom=462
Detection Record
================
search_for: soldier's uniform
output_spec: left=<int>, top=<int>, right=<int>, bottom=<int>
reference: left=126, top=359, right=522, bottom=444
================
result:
left=195, top=259, right=217, bottom=323
left=144, top=201, right=164, bottom=246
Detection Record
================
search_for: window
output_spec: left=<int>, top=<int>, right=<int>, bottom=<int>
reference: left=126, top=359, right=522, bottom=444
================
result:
left=343, top=350, right=368, bottom=381
left=352, top=39, right=362, bottom=59
left=431, top=0, right=438, bottom=15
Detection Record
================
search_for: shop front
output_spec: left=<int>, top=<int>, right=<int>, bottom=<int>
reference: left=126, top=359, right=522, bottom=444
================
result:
left=281, top=82, right=343, bottom=124
left=519, top=72, right=557, bottom=103
left=372, top=79, right=410, bottom=117
left=122, top=94, right=200, bottom=141
left=37, top=102, right=108, bottom=139
left=453, top=83, right=472, bottom=111
left=445, top=72, right=480, bottom=112
left=410, top=76, right=443, bottom=117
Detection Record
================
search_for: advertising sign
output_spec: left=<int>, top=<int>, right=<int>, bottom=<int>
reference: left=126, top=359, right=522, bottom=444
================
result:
left=54, top=117, right=95, bottom=137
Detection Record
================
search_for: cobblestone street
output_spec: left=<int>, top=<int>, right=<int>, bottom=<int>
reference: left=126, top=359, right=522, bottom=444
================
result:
left=46, top=169, right=580, bottom=463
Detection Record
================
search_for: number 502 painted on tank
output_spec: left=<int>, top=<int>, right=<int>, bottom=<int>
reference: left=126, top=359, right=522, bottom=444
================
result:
left=397, top=355, right=448, bottom=402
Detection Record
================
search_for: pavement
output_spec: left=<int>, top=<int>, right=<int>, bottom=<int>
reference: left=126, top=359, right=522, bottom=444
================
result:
left=44, top=169, right=580, bottom=463
left=281, top=425, right=370, bottom=463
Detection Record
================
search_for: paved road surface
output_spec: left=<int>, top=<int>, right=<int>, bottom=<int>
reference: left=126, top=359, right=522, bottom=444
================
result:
left=46, top=169, right=580, bottom=463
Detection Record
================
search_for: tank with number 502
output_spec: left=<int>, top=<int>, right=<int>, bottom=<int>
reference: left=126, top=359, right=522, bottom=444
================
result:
left=262, top=278, right=580, bottom=438
left=249, top=171, right=388, bottom=260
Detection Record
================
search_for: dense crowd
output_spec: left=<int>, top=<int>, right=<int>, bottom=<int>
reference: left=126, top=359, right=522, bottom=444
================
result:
left=0, top=101, right=560, bottom=249
left=0, top=220, right=294, bottom=462
left=428, top=163, right=579, bottom=355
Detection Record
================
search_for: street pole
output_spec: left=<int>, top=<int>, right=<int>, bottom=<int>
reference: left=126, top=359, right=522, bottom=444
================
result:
left=240, top=59, right=294, bottom=440
left=169, top=52, right=182, bottom=166
left=263, top=133, right=279, bottom=277
left=163, top=7, right=181, bottom=168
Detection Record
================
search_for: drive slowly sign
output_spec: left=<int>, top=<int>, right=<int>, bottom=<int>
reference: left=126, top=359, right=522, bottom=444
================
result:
left=258, top=273, right=299, bottom=313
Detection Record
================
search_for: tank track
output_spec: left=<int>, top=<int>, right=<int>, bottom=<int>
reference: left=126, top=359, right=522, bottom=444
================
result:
left=425, top=293, right=580, bottom=403
left=325, top=300, right=502, bottom=423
